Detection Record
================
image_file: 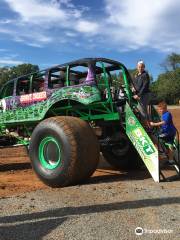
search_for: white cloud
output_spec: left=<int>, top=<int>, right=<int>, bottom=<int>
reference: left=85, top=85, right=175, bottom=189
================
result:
left=75, top=20, right=99, bottom=34
left=4, top=0, right=91, bottom=27
left=0, top=49, right=8, bottom=52
left=0, top=19, right=13, bottom=24
left=65, top=31, right=77, bottom=37
left=0, top=53, right=23, bottom=66
left=0, top=27, right=14, bottom=34
left=104, top=0, right=180, bottom=52
left=2, top=0, right=100, bottom=47
left=5, top=0, right=67, bottom=24
left=1, top=0, right=180, bottom=52
left=0, top=59, right=23, bottom=65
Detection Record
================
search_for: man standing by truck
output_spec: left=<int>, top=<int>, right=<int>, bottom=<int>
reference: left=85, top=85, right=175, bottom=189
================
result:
left=133, top=60, right=151, bottom=120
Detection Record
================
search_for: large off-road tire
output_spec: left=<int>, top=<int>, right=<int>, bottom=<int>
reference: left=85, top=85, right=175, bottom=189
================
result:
left=29, top=116, right=99, bottom=187
left=102, top=132, right=142, bottom=170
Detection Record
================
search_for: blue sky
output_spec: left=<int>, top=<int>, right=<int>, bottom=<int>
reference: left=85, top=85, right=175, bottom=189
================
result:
left=0, top=0, right=179, bottom=80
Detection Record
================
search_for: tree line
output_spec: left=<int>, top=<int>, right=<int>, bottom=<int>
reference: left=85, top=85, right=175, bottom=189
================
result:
left=0, top=53, right=180, bottom=104
left=0, top=64, right=39, bottom=87
left=151, top=53, right=180, bottom=104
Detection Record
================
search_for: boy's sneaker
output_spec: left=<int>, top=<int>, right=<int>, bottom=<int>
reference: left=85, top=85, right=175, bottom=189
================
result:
left=160, top=160, right=175, bottom=168
left=167, top=159, right=175, bottom=165
left=159, top=159, right=168, bottom=168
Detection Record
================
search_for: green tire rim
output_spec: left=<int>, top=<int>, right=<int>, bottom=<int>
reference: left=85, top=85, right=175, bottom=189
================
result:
left=39, top=136, right=61, bottom=170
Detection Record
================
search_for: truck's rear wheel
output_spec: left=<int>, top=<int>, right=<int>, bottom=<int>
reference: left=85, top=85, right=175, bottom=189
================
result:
left=29, top=116, right=99, bottom=187
left=102, top=132, right=142, bottom=170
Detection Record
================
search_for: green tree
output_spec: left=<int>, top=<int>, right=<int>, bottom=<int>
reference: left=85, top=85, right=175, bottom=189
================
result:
left=151, top=67, right=180, bottom=104
left=160, top=53, right=180, bottom=71
left=0, top=64, right=39, bottom=87
left=151, top=53, right=180, bottom=104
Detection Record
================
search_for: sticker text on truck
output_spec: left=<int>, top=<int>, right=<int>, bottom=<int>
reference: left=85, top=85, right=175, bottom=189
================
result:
left=20, top=92, right=47, bottom=104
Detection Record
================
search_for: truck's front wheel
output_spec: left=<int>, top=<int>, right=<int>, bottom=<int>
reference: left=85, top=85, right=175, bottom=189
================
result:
left=29, top=117, right=99, bottom=187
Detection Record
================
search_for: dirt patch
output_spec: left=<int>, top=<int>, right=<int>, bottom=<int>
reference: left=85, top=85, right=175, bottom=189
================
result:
left=0, top=146, right=46, bottom=197
left=0, top=108, right=179, bottom=197
left=170, top=108, right=180, bottom=132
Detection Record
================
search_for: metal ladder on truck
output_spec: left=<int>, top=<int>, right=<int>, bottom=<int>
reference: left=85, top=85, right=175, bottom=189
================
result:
left=125, top=102, right=180, bottom=182
left=156, top=127, right=180, bottom=181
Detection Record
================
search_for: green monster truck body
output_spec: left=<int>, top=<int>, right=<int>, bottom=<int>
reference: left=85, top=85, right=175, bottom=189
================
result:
left=0, top=58, right=179, bottom=186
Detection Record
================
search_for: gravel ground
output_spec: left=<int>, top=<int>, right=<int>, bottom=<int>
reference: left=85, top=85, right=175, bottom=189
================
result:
left=0, top=169, right=179, bottom=240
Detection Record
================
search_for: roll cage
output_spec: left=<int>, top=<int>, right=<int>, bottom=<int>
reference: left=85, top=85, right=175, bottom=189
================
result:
left=0, top=58, right=133, bottom=102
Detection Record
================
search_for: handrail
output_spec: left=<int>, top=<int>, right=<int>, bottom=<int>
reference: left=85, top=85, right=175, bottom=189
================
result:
left=174, top=127, right=180, bottom=176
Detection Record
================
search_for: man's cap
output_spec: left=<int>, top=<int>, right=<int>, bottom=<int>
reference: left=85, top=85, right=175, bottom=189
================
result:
left=137, top=60, right=145, bottom=66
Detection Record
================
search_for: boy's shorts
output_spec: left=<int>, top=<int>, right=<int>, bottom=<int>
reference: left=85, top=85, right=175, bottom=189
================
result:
left=159, top=133, right=175, bottom=144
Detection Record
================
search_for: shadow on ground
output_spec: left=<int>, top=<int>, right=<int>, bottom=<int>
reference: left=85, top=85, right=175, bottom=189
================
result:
left=0, top=162, right=31, bottom=172
left=0, top=197, right=179, bottom=240
left=0, top=160, right=150, bottom=184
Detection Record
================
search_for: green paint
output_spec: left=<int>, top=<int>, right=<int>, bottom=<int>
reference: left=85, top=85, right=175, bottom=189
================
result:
left=125, top=102, right=159, bottom=182
left=133, top=128, right=155, bottom=156
left=120, top=66, right=132, bottom=102
left=0, top=85, right=102, bottom=124
left=39, top=136, right=61, bottom=170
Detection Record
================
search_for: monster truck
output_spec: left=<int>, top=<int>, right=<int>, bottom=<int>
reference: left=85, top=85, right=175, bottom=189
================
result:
left=0, top=58, right=179, bottom=186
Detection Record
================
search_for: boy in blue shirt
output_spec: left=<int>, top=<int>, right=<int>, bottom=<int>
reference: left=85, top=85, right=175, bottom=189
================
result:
left=150, top=101, right=176, bottom=161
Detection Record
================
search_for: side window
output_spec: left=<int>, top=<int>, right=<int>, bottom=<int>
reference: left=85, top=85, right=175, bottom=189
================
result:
left=17, top=78, right=30, bottom=95
left=69, top=62, right=96, bottom=86
left=96, top=61, right=122, bottom=100
left=108, top=69, right=124, bottom=88
left=48, top=68, right=66, bottom=89
left=69, top=72, right=80, bottom=85
left=1, top=81, right=14, bottom=98
left=95, top=62, right=107, bottom=93
left=32, top=72, right=46, bottom=92
left=105, top=68, right=125, bottom=100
